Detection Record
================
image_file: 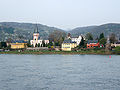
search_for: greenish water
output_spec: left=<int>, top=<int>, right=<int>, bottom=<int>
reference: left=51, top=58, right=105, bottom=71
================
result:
left=0, top=54, right=120, bottom=90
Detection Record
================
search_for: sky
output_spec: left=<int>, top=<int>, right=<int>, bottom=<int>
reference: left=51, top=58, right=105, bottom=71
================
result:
left=0, top=0, right=120, bottom=30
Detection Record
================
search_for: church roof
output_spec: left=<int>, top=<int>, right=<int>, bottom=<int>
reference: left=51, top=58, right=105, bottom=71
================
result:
left=34, top=24, right=39, bottom=33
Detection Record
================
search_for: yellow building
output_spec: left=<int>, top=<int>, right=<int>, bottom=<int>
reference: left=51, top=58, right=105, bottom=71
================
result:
left=10, top=40, right=27, bottom=49
left=61, top=39, right=77, bottom=51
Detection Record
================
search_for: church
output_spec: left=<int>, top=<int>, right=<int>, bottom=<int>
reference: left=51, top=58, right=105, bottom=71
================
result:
left=30, top=25, right=49, bottom=47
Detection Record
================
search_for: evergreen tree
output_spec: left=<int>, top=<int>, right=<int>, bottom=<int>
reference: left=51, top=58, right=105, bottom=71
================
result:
left=38, top=43, right=40, bottom=47
left=0, top=42, right=1, bottom=49
left=79, top=37, right=86, bottom=48
left=98, top=33, right=107, bottom=47
left=48, top=41, right=53, bottom=48
left=99, top=33, right=104, bottom=40
left=45, top=44, right=48, bottom=47
left=27, top=40, right=31, bottom=47
left=0, top=42, right=7, bottom=48
left=35, top=43, right=38, bottom=47
left=80, top=37, right=84, bottom=46
left=99, top=38, right=107, bottom=46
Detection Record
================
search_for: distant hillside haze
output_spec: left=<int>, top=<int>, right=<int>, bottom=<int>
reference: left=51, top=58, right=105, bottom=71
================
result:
left=0, top=22, right=65, bottom=41
left=0, top=22, right=120, bottom=41
left=69, top=23, right=120, bottom=38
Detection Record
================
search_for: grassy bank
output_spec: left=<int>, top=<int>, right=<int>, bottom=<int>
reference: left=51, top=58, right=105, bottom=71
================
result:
left=0, top=49, right=113, bottom=55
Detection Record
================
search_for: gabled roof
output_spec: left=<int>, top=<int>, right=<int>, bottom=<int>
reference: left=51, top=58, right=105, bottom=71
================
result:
left=34, top=24, right=39, bottom=33
left=87, top=40, right=98, bottom=44
left=63, top=39, right=76, bottom=43
left=116, top=42, right=120, bottom=44
left=71, top=36, right=79, bottom=38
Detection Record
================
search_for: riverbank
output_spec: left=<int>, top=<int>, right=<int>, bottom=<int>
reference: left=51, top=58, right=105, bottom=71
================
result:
left=0, top=50, right=114, bottom=55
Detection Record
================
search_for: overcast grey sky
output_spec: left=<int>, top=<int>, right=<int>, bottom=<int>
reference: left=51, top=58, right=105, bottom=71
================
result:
left=0, top=0, right=120, bottom=30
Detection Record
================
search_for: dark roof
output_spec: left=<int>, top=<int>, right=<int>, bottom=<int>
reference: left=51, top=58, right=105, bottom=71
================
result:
left=11, top=40, right=27, bottom=43
left=34, top=24, right=39, bottom=33
left=71, top=36, right=78, bottom=38
left=87, top=40, right=98, bottom=44
left=116, top=42, right=120, bottom=44
left=63, top=39, right=76, bottom=43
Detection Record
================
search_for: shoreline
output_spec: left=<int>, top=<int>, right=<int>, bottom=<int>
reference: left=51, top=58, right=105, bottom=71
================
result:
left=0, top=50, right=117, bottom=55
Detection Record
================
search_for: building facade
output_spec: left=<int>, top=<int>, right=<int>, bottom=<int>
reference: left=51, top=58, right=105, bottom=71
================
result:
left=87, top=40, right=100, bottom=48
left=71, top=35, right=83, bottom=46
left=10, top=40, right=27, bottom=49
left=67, top=33, right=84, bottom=46
left=111, top=42, right=120, bottom=47
left=61, top=39, right=77, bottom=51
left=30, top=25, right=49, bottom=47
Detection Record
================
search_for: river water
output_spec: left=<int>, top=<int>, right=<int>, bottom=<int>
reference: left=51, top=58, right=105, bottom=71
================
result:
left=0, top=54, right=120, bottom=90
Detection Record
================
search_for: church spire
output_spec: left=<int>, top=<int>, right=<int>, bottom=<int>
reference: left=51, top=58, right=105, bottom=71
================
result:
left=34, top=24, right=39, bottom=33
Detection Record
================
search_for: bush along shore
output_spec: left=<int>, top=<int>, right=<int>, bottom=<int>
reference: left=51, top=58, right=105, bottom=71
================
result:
left=0, top=49, right=115, bottom=55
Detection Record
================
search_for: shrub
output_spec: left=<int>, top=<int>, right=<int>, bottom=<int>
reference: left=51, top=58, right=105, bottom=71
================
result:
left=114, top=46, right=120, bottom=54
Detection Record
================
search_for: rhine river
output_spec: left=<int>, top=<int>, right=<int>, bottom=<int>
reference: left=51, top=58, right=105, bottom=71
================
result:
left=0, top=54, right=120, bottom=90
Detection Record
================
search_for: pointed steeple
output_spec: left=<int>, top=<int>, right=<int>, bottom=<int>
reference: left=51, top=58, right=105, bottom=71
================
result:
left=34, top=24, right=39, bottom=33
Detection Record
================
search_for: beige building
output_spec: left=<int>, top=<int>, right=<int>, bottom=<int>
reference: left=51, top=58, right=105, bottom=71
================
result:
left=61, top=39, right=77, bottom=51
left=111, top=42, right=120, bottom=47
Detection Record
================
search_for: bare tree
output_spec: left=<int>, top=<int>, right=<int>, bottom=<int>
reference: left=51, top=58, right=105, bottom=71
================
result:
left=109, top=33, right=117, bottom=43
left=48, top=30, right=66, bottom=46
left=85, top=32, right=93, bottom=40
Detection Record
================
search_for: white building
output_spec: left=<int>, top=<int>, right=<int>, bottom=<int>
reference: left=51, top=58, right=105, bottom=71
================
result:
left=44, top=40, right=49, bottom=45
left=71, top=35, right=84, bottom=46
left=30, top=25, right=49, bottom=47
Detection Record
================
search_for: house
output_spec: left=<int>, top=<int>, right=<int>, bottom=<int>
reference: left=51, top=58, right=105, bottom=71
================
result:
left=30, top=24, right=49, bottom=47
left=71, top=35, right=83, bottom=46
left=111, top=41, right=120, bottom=47
left=61, top=39, right=77, bottom=51
left=67, top=33, right=85, bottom=46
left=111, top=37, right=120, bottom=47
left=87, top=40, right=100, bottom=48
left=10, top=40, right=27, bottom=49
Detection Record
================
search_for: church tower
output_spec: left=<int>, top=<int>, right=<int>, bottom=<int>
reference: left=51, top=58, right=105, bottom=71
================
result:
left=33, top=24, right=39, bottom=41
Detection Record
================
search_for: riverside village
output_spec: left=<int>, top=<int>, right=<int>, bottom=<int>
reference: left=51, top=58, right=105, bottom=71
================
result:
left=0, top=24, right=120, bottom=55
